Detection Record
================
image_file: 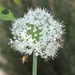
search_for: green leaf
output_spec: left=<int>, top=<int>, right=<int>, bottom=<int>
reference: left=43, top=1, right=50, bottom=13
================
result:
left=13, top=0, right=22, bottom=7
left=0, top=6, right=15, bottom=21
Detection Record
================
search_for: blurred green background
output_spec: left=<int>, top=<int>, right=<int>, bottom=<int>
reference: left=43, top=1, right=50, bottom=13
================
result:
left=0, top=0, right=75, bottom=75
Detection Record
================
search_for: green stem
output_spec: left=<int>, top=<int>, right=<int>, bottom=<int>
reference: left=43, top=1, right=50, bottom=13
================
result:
left=32, top=52, right=37, bottom=75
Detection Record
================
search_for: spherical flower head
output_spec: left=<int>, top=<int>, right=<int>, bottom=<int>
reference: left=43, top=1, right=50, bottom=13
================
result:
left=9, top=8, right=65, bottom=60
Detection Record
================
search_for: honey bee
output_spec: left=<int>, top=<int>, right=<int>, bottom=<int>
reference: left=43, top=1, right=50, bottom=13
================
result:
left=57, top=37, right=65, bottom=45
left=19, top=55, right=28, bottom=64
left=60, top=38, right=65, bottom=45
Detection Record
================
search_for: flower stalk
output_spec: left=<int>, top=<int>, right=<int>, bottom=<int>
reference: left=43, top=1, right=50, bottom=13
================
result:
left=32, top=52, right=37, bottom=75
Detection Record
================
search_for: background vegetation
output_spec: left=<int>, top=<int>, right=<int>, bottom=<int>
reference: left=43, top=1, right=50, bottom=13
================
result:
left=0, top=0, right=75, bottom=75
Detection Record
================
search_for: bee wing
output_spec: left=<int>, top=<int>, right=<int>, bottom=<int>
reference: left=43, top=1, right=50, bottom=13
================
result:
left=19, top=57, right=22, bottom=60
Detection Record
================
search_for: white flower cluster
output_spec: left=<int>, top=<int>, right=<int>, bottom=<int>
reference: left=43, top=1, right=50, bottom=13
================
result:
left=9, top=8, right=65, bottom=59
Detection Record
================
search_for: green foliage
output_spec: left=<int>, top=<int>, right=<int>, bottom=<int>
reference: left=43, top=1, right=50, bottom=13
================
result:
left=0, top=6, right=15, bottom=21
left=13, top=0, right=22, bottom=7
